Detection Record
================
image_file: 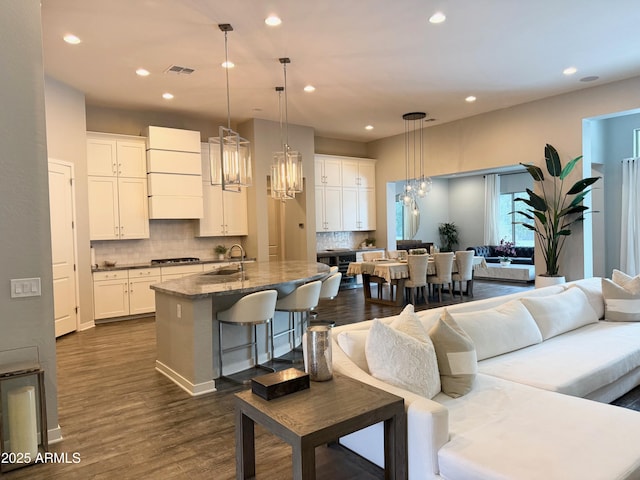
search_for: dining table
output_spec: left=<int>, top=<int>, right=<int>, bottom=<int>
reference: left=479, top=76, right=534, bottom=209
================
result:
left=347, top=256, right=487, bottom=306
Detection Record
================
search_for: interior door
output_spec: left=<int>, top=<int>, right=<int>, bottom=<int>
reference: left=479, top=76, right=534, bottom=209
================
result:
left=48, top=160, right=78, bottom=337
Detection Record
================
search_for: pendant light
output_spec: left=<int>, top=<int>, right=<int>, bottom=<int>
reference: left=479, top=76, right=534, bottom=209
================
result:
left=270, top=57, right=303, bottom=200
left=210, top=23, right=252, bottom=192
left=402, top=112, right=431, bottom=206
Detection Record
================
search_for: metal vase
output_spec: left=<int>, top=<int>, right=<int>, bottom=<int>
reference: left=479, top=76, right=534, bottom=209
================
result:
left=306, top=325, right=333, bottom=381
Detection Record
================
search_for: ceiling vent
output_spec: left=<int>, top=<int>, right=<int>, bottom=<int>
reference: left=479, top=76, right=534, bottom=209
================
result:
left=165, top=65, right=195, bottom=75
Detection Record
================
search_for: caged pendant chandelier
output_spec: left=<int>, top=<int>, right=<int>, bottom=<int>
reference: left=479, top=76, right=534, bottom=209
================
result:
left=270, top=57, right=303, bottom=201
left=402, top=112, right=431, bottom=212
left=209, top=23, right=252, bottom=192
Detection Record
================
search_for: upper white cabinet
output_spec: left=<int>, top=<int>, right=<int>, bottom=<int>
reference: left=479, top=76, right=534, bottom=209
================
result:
left=315, top=155, right=342, bottom=187
left=197, top=143, right=248, bottom=237
left=87, top=133, right=149, bottom=240
left=87, top=133, right=147, bottom=178
left=145, top=126, right=203, bottom=219
left=314, top=155, right=376, bottom=232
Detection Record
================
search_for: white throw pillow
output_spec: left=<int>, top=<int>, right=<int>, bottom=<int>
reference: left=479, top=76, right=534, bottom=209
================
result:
left=449, top=300, right=542, bottom=361
left=602, top=278, right=640, bottom=322
left=612, top=269, right=640, bottom=295
left=391, top=304, right=430, bottom=343
left=520, top=286, right=598, bottom=340
left=365, top=319, right=441, bottom=399
left=336, top=330, right=370, bottom=372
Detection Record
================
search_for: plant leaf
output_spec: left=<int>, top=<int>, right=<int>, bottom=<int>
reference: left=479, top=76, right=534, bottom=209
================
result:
left=525, top=188, right=547, bottom=212
left=545, top=144, right=562, bottom=177
left=560, top=155, right=583, bottom=180
left=520, top=163, right=544, bottom=181
left=567, top=176, right=600, bottom=195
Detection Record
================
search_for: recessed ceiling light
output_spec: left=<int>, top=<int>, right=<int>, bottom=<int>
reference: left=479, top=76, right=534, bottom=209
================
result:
left=221, top=61, right=235, bottom=69
left=162, top=92, right=174, bottom=100
left=580, top=75, right=600, bottom=82
left=429, top=12, right=446, bottom=24
left=63, top=34, right=81, bottom=45
left=563, top=66, right=577, bottom=76
left=136, top=68, right=150, bottom=77
left=303, top=85, right=316, bottom=93
left=365, top=125, right=374, bottom=131
left=465, top=95, right=477, bottom=103
left=265, top=15, right=282, bottom=26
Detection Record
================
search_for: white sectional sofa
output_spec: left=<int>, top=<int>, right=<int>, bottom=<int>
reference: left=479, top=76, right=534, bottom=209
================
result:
left=331, top=278, right=640, bottom=479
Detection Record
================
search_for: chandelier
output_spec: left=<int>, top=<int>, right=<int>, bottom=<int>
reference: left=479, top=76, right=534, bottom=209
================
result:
left=402, top=112, right=431, bottom=210
left=270, top=57, right=303, bottom=200
left=210, top=23, right=252, bottom=192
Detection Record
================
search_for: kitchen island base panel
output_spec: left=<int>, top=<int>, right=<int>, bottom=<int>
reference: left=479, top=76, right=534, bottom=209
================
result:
left=155, top=360, right=216, bottom=396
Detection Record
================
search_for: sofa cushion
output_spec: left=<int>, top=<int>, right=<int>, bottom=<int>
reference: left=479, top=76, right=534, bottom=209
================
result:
left=603, top=277, right=640, bottom=321
left=571, top=277, right=605, bottom=319
left=429, top=311, right=477, bottom=397
left=449, top=300, right=542, bottom=361
left=478, top=321, right=640, bottom=399
left=365, top=319, right=440, bottom=398
left=436, top=373, right=640, bottom=480
left=520, top=286, right=598, bottom=340
left=336, top=330, right=370, bottom=373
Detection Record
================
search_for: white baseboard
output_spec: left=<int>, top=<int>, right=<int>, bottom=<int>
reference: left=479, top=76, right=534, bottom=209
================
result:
left=48, top=425, right=63, bottom=444
left=155, top=360, right=216, bottom=396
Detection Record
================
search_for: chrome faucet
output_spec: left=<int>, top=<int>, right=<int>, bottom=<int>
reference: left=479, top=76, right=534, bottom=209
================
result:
left=228, top=244, right=245, bottom=271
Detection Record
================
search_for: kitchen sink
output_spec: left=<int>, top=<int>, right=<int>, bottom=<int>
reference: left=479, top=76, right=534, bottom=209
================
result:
left=205, top=267, right=244, bottom=276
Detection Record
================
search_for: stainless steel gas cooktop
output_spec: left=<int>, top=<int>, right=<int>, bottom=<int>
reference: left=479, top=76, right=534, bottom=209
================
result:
left=150, top=257, right=200, bottom=265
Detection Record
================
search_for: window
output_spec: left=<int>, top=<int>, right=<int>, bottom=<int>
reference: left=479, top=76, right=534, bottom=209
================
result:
left=634, top=128, right=640, bottom=157
left=498, top=192, right=534, bottom=246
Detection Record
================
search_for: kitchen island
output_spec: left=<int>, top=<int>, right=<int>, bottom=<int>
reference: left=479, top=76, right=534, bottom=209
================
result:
left=151, top=261, right=330, bottom=396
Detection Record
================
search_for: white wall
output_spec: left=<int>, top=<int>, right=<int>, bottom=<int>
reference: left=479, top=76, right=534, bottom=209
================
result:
left=449, top=176, right=485, bottom=250
left=1, top=0, right=58, bottom=436
left=44, top=77, right=95, bottom=330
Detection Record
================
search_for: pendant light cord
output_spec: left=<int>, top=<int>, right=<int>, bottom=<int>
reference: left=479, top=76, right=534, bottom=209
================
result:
left=224, top=30, right=231, bottom=130
left=283, top=61, right=290, bottom=150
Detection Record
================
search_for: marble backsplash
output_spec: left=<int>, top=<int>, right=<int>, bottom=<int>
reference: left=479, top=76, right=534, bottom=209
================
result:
left=91, top=220, right=243, bottom=267
left=315, top=231, right=374, bottom=251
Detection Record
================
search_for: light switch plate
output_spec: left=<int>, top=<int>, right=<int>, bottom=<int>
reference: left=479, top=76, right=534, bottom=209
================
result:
left=10, top=278, right=41, bottom=298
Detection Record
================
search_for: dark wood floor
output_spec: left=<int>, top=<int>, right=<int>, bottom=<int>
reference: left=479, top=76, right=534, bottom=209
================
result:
left=6, top=280, right=640, bottom=479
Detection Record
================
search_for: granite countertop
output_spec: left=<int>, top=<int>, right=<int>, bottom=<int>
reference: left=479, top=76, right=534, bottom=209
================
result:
left=92, top=258, right=252, bottom=273
left=317, top=248, right=384, bottom=255
left=150, top=260, right=330, bottom=299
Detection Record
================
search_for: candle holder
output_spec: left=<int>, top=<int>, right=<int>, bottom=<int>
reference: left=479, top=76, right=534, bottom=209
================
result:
left=306, top=326, right=333, bottom=381
left=0, top=362, right=48, bottom=472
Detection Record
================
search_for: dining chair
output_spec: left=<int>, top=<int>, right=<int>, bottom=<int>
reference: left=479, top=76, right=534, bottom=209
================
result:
left=403, top=254, right=429, bottom=305
left=361, top=251, right=386, bottom=298
left=452, top=250, right=475, bottom=300
left=427, top=252, right=454, bottom=302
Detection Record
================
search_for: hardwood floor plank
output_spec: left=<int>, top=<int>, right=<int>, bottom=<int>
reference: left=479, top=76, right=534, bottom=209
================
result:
left=4, top=280, right=638, bottom=480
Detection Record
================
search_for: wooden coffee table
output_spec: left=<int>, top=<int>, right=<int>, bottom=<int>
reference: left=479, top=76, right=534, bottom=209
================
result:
left=234, top=374, right=406, bottom=479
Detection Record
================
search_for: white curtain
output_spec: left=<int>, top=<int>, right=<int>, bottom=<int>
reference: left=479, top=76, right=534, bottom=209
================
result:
left=484, top=174, right=500, bottom=245
left=621, top=158, right=640, bottom=275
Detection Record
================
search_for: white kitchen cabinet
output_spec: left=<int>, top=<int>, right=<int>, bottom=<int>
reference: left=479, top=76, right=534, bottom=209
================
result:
left=87, top=133, right=149, bottom=241
left=87, top=133, right=146, bottom=178
left=145, top=126, right=200, bottom=153
left=314, top=155, right=342, bottom=187
left=88, top=176, right=149, bottom=240
left=315, top=185, right=342, bottom=232
left=342, top=186, right=376, bottom=231
left=342, top=158, right=375, bottom=188
left=93, top=268, right=161, bottom=320
left=197, top=143, right=248, bottom=237
left=93, top=271, right=130, bottom=320
left=314, top=155, right=376, bottom=232
left=128, top=269, right=161, bottom=315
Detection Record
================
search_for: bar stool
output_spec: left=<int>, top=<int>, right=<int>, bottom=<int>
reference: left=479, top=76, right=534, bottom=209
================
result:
left=216, top=290, right=278, bottom=383
left=310, top=272, right=342, bottom=327
left=273, top=281, right=322, bottom=361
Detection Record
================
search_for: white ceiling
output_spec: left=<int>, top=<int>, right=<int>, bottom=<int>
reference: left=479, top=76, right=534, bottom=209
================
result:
left=40, top=0, right=640, bottom=142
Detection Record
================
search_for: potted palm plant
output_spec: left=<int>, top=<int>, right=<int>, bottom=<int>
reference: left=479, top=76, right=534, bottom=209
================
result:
left=514, top=144, right=600, bottom=286
left=438, top=222, right=459, bottom=252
